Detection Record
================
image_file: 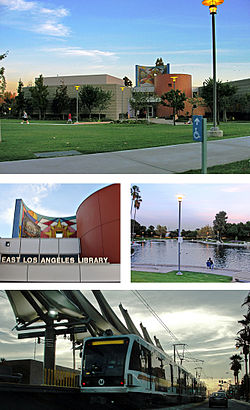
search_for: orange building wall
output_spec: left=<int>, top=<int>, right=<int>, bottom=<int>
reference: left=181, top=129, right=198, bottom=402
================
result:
left=76, top=184, right=120, bottom=264
left=153, top=73, right=208, bottom=118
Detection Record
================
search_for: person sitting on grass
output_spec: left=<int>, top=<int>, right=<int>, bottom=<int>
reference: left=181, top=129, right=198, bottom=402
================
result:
left=206, top=257, right=214, bottom=269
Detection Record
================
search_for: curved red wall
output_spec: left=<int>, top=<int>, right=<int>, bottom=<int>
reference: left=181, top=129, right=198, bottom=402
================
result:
left=154, top=73, right=192, bottom=117
left=76, top=184, right=120, bottom=264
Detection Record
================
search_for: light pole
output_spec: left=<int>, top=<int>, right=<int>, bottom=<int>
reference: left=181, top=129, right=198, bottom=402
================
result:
left=75, top=85, right=80, bottom=123
left=202, top=0, right=224, bottom=137
left=120, top=86, right=125, bottom=121
left=176, top=194, right=184, bottom=275
left=170, top=76, right=178, bottom=125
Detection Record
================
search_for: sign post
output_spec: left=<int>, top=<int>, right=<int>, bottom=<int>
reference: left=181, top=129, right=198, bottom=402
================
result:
left=193, top=115, right=207, bottom=174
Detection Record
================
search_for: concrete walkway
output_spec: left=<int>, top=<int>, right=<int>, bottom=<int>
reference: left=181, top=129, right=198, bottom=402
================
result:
left=0, top=136, right=249, bottom=174
left=131, top=263, right=250, bottom=282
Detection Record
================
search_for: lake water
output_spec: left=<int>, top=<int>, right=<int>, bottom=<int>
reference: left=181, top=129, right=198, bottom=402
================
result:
left=132, top=240, right=250, bottom=271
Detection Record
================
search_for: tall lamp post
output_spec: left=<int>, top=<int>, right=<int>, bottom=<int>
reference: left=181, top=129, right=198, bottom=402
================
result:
left=202, top=0, right=224, bottom=137
left=120, top=86, right=125, bottom=121
left=170, top=76, right=178, bottom=125
left=75, top=85, right=80, bottom=123
left=176, top=194, right=184, bottom=275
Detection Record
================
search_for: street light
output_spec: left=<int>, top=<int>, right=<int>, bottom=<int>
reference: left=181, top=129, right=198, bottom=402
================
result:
left=74, top=85, right=80, bottom=123
left=202, top=0, right=224, bottom=137
left=120, top=86, right=125, bottom=121
left=176, top=194, right=184, bottom=275
left=170, top=76, right=178, bottom=125
left=170, top=76, right=178, bottom=91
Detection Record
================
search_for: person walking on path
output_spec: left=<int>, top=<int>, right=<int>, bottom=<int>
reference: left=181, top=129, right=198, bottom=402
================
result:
left=21, top=111, right=29, bottom=124
left=67, top=113, right=72, bottom=124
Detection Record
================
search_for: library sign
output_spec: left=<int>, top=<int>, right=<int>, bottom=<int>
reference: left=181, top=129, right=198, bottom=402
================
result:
left=0, top=255, right=109, bottom=264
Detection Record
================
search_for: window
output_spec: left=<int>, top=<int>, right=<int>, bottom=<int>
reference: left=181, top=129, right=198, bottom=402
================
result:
left=129, top=341, right=151, bottom=374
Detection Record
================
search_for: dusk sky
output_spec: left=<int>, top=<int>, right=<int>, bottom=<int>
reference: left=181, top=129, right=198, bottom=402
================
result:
left=0, top=183, right=109, bottom=237
left=132, top=183, right=250, bottom=230
left=1, top=0, right=249, bottom=92
left=0, top=290, right=248, bottom=392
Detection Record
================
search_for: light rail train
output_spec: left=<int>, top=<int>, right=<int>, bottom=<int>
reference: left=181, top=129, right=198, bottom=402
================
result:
left=80, top=334, right=206, bottom=408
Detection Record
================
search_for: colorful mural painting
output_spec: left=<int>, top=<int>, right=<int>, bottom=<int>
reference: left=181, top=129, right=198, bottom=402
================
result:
left=135, top=64, right=170, bottom=86
left=12, top=199, right=77, bottom=239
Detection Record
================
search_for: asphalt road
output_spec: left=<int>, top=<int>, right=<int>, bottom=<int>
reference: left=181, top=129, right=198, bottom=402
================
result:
left=151, top=399, right=250, bottom=409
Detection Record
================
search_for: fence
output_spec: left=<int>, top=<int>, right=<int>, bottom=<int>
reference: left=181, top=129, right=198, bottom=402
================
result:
left=43, top=368, right=79, bottom=388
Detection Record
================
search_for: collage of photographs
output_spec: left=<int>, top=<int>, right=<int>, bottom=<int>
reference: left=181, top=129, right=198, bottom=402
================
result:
left=0, top=0, right=250, bottom=409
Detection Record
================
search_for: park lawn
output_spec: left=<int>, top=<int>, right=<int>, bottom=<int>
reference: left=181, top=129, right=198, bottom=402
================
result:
left=131, top=270, right=233, bottom=282
left=0, top=120, right=249, bottom=162
left=185, top=158, right=250, bottom=173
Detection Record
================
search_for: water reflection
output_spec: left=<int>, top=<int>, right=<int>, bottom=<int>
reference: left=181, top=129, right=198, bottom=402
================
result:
left=132, top=240, right=249, bottom=271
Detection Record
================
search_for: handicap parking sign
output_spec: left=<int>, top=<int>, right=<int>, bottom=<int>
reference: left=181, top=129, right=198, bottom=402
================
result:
left=193, top=115, right=203, bottom=142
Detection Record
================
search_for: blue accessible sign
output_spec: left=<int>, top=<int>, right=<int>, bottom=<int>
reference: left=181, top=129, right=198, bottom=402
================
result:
left=192, top=115, right=203, bottom=142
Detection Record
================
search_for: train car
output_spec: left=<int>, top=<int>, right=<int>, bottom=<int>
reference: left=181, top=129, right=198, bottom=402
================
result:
left=80, top=334, right=206, bottom=408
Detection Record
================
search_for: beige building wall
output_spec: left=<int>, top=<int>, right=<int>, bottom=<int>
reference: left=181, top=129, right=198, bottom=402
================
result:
left=23, top=75, right=132, bottom=120
left=43, top=74, right=124, bottom=87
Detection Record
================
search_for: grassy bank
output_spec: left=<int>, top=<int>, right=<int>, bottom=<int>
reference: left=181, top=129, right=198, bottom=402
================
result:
left=0, top=120, right=249, bottom=162
left=185, top=158, right=250, bottom=174
left=131, top=270, right=233, bottom=282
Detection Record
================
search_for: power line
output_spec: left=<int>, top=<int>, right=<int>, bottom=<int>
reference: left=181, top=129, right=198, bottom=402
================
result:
left=132, top=290, right=204, bottom=366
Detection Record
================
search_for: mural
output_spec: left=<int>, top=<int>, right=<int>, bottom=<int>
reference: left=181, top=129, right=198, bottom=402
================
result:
left=136, top=64, right=170, bottom=86
left=12, top=199, right=77, bottom=239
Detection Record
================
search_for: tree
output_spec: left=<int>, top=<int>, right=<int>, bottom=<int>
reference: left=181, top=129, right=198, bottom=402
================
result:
left=131, top=185, right=142, bottom=240
left=155, top=225, right=167, bottom=239
left=29, top=74, right=49, bottom=120
left=146, top=225, right=155, bottom=237
left=15, top=79, right=25, bottom=118
left=187, top=96, right=206, bottom=118
left=201, top=78, right=237, bottom=122
left=197, top=225, right=214, bottom=239
left=161, top=89, right=187, bottom=126
left=213, top=211, right=228, bottom=242
left=52, top=83, right=70, bottom=119
left=230, top=354, right=242, bottom=385
left=96, top=88, right=112, bottom=120
left=130, top=90, right=159, bottom=120
left=0, top=51, right=8, bottom=97
left=123, top=76, right=132, bottom=87
left=79, top=85, right=102, bottom=119
left=155, top=57, right=164, bottom=67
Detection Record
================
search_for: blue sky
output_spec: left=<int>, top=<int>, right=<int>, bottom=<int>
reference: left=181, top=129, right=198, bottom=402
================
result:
left=133, top=183, right=250, bottom=230
left=0, top=183, right=109, bottom=237
left=1, top=0, right=249, bottom=92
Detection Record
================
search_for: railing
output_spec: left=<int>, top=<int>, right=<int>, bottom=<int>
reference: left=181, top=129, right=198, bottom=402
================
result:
left=43, top=368, right=79, bottom=388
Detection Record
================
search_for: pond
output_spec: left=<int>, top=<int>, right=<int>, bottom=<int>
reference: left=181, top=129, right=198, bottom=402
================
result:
left=131, top=240, right=250, bottom=271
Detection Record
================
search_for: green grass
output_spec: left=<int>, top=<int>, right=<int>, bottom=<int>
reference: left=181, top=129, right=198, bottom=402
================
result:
left=185, top=158, right=250, bottom=174
left=131, top=270, right=233, bottom=282
left=0, top=119, right=249, bottom=162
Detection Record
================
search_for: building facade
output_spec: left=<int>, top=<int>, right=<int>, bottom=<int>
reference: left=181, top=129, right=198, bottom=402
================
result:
left=0, top=184, right=120, bottom=283
left=24, top=74, right=132, bottom=120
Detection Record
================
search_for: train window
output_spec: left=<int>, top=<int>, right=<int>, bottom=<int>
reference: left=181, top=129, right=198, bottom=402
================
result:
left=83, top=339, right=129, bottom=378
left=151, top=354, right=166, bottom=379
left=129, top=342, right=151, bottom=373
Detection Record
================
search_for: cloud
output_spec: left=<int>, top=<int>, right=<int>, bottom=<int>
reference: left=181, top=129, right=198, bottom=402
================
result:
left=0, top=0, right=35, bottom=11
left=0, top=0, right=70, bottom=38
left=40, top=7, right=69, bottom=17
left=46, top=47, right=116, bottom=58
left=35, top=22, right=70, bottom=37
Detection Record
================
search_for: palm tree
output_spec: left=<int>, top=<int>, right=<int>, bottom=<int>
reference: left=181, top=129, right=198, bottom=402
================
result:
left=131, top=185, right=142, bottom=240
left=230, top=354, right=242, bottom=385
